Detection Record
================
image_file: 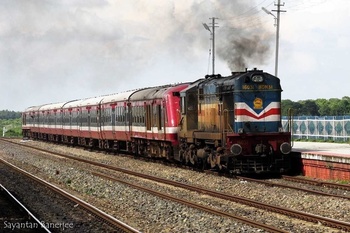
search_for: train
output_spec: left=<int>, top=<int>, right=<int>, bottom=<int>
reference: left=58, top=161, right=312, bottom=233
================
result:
left=22, top=68, right=292, bottom=174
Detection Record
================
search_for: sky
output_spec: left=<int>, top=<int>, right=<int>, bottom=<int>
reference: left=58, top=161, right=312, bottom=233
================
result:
left=1, top=0, right=349, bottom=111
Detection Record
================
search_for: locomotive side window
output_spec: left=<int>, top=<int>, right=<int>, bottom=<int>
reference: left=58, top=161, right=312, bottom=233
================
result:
left=198, top=88, right=204, bottom=100
left=181, top=97, right=186, bottom=114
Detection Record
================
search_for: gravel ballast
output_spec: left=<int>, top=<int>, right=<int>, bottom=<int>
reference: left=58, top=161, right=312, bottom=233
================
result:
left=0, top=139, right=348, bottom=232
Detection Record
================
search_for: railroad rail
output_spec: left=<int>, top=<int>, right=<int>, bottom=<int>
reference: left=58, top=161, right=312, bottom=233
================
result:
left=235, top=176, right=350, bottom=201
left=0, top=183, right=50, bottom=233
left=282, top=175, right=350, bottom=191
left=0, top=157, right=140, bottom=233
left=2, top=138, right=350, bottom=231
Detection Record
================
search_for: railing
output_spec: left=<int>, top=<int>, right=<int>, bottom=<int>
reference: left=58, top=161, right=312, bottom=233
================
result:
left=282, top=116, right=350, bottom=142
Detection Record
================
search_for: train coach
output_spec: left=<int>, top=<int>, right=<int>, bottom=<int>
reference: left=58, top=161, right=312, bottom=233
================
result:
left=22, top=68, right=292, bottom=174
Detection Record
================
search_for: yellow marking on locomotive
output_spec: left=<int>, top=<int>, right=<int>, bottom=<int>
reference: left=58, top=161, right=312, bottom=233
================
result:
left=242, top=85, right=254, bottom=90
left=253, top=98, right=263, bottom=109
left=258, top=84, right=273, bottom=90
left=242, top=84, right=273, bottom=90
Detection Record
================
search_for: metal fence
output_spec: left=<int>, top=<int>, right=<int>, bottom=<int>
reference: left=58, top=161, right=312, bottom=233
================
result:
left=282, top=116, right=350, bottom=142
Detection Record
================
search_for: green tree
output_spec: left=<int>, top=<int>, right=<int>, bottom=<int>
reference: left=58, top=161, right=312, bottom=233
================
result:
left=299, top=100, right=319, bottom=116
left=281, top=99, right=294, bottom=116
left=340, top=96, right=350, bottom=115
left=315, top=98, right=330, bottom=116
left=328, top=98, right=341, bottom=115
left=0, top=110, right=21, bottom=119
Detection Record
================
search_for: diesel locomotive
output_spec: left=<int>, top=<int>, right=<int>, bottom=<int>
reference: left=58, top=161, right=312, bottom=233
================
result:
left=22, top=68, right=292, bottom=174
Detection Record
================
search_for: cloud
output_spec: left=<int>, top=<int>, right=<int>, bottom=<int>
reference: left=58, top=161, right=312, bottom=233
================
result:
left=1, top=0, right=277, bottom=111
left=4, top=0, right=349, bottom=110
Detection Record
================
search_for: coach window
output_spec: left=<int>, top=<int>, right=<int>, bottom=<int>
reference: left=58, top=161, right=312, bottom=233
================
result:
left=46, top=112, right=49, bottom=125
left=81, top=109, right=88, bottom=126
left=141, top=106, right=145, bottom=125
left=87, top=110, right=91, bottom=127
left=116, top=107, right=119, bottom=123
left=116, top=107, right=120, bottom=123
left=77, top=110, right=82, bottom=126
left=70, top=111, right=73, bottom=125
left=110, top=108, right=114, bottom=126
left=133, top=106, right=137, bottom=125
left=90, top=110, right=96, bottom=127
left=22, top=114, right=26, bottom=125
left=131, top=107, right=135, bottom=124
left=138, top=106, right=142, bottom=124
left=103, top=108, right=108, bottom=125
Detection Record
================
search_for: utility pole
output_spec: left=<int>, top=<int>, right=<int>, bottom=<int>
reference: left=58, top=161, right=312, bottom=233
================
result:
left=203, top=17, right=219, bottom=75
left=272, top=0, right=286, bottom=77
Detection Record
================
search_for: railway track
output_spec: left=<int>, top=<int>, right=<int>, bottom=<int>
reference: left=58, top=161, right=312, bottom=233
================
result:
left=2, top=138, right=350, bottom=232
left=282, top=175, right=350, bottom=190
left=0, top=183, right=50, bottom=232
left=92, top=171, right=287, bottom=233
left=0, top=157, right=140, bottom=233
left=235, top=176, right=350, bottom=201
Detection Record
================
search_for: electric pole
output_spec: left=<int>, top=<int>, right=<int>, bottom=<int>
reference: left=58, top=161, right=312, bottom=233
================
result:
left=203, top=17, right=219, bottom=75
left=272, top=0, right=286, bottom=77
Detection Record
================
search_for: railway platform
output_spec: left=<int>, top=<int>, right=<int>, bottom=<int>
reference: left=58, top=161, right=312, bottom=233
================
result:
left=291, top=141, right=350, bottom=181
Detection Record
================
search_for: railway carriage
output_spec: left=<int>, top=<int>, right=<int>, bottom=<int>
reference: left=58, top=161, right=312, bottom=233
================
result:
left=98, top=90, right=135, bottom=150
left=22, top=105, right=41, bottom=139
left=127, top=84, right=189, bottom=158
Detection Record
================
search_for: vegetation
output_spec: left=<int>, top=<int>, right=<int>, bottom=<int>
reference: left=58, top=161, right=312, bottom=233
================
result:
left=0, top=118, right=22, bottom=137
left=0, top=111, right=22, bottom=137
left=0, top=110, right=21, bottom=119
left=281, top=97, right=350, bottom=116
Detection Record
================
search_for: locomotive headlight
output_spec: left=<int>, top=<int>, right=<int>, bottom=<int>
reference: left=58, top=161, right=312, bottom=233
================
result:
left=230, top=144, right=242, bottom=156
left=252, top=75, right=264, bottom=83
left=280, top=142, right=291, bottom=154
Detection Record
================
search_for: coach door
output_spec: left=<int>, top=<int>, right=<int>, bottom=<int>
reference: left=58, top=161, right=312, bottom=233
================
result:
left=111, top=106, right=116, bottom=137
left=154, top=103, right=164, bottom=139
left=145, top=103, right=152, bottom=138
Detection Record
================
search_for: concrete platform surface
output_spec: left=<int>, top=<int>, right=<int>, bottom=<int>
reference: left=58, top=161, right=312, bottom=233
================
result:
left=292, top=141, right=350, bottom=157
